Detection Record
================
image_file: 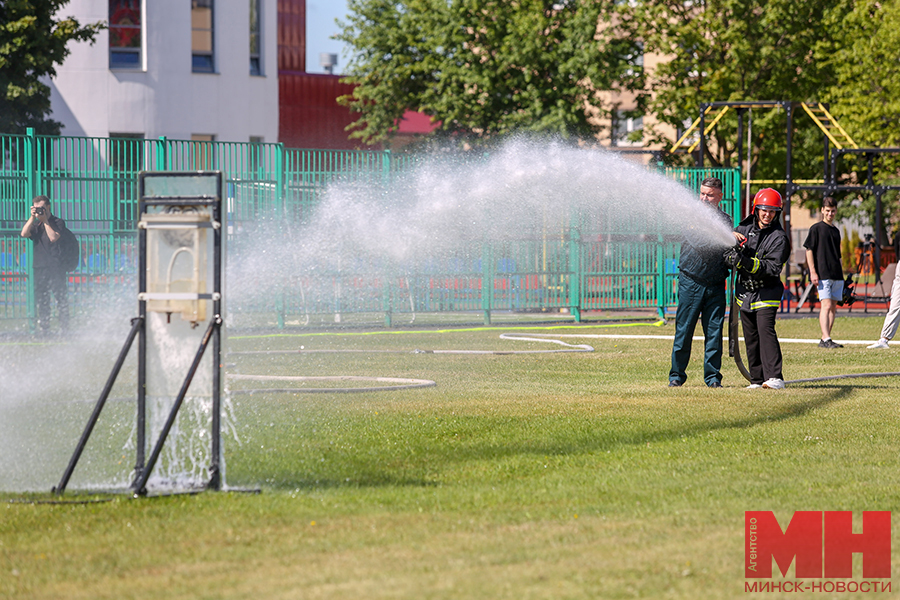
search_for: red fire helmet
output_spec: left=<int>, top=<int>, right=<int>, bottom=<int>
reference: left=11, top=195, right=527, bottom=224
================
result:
left=753, top=188, right=783, bottom=211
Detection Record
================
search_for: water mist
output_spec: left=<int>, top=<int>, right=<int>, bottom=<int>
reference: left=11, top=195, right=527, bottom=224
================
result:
left=228, top=137, right=736, bottom=314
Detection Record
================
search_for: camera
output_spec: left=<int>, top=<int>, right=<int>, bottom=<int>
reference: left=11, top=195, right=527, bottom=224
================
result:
left=864, top=233, right=874, bottom=242
left=34, top=206, right=45, bottom=215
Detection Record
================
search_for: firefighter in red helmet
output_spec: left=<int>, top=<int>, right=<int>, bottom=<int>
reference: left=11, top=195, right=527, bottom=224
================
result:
left=724, top=188, right=791, bottom=389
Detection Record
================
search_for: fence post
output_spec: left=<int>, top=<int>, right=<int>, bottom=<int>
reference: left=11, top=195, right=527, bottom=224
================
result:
left=24, top=128, right=37, bottom=330
left=569, top=224, right=582, bottom=322
left=156, top=136, right=168, bottom=170
left=482, top=242, right=492, bottom=325
left=383, top=277, right=392, bottom=327
left=275, top=143, right=286, bottom=217
left=382, top=149, right=392, bottom=185
left=275, top=143, right=287, bottom=329
left=107, top=137, right=115, bottom=235
left=656, top=234, right=667, bottom=319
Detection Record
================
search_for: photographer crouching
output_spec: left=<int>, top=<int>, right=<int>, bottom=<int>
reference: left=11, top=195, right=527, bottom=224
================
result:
left=724, top=189, right=791, bottom=389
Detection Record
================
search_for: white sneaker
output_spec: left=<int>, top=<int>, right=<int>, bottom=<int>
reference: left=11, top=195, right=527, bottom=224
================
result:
left=746, top=384, right=762, bottom=389
left=868, top=339, right=890, bottom=349
left=762, top=378, right=785, bottom=390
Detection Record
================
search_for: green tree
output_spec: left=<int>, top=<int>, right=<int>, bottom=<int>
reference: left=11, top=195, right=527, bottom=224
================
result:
left=0, top=0, right=104, bottom=135
left=626, top=0, right=851, bottom=188
left=821, top=0, right=900, bottom=238
left=337, top=0, right=642, bottom=146
left=824, top=0, right=900, bottom=149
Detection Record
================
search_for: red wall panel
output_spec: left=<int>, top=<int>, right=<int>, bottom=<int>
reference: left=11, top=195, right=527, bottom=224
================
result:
left=277, top=0, right=305, bottom=73
left=279, top=73, right=363, bottom=150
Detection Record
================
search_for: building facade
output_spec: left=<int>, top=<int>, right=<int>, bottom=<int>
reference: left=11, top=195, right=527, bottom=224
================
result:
left=50, top=0, right=279, bottom=143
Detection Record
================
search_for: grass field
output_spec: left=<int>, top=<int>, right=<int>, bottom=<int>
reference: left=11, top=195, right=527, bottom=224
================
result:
left=2, top=313, right=900, bottom=599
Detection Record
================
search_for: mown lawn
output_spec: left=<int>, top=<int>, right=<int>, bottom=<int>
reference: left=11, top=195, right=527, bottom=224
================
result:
left=2, top=315, right=899, bottom=599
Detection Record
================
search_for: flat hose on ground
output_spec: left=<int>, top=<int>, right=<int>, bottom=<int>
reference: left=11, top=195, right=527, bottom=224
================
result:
left=728, top=270, right=753, bottom=383
left=226, top=334, right=594, bottom=394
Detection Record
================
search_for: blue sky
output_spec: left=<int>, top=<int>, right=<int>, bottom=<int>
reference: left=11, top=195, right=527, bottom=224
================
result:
left=305, top=0, right=350, bottom=74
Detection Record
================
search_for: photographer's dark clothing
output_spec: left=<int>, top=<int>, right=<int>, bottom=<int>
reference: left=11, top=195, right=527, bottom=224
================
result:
left=803, top=221, right=843, bottom=281
left=669, top=207, right=733, bottom=387
left=27, top=216, right=69, bottom=332
left=733, top=214, right=790, bottom=385
left=29, top=215, right=66, bottom=268
left=733, top=214, right=790, bottom=312
left=34, top=265, right=69, bottom=332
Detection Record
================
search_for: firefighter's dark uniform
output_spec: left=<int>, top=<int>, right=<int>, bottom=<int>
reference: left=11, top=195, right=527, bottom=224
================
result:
left=733, top=213, right=790, bottom=385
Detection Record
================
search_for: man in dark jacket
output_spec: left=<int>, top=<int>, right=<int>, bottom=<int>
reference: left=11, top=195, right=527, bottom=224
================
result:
left=669, top=177, right=740, bottom=388
left=726, top=188, right=791, bottom=389
left=20, top=195, right=69, bottom=333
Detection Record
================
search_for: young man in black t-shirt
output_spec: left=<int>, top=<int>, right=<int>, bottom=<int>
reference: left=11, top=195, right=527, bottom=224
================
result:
left=803, top=197, right=843, bottom=348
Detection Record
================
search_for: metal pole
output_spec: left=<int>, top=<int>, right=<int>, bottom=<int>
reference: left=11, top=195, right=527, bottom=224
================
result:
left=874, top=189, right=884, bottom=276
left=829, top=149, right=839, bottom=193
left=25, top=128, right=37, bottom=332
left=867, top=152, right=875, bottom=188
left=784, top=102, right=793, bottom=278
left=482, top=241, right=492, bottom=325
left=209, top=178, right=224, bottom=491
left=746, top=109, right=752, bottom=216
left=136, top=203, right=148, bottom=478
left=736, top=109, right=745, bottom=214
left=736, top=109, right=744, bottom=176
left=569, top=225, right=581, bottom=322
left=698, top=104, right=706, bottom=168
left=132, top=316, right=222, bottom=496
left=54, top=317, right=143, bottom=494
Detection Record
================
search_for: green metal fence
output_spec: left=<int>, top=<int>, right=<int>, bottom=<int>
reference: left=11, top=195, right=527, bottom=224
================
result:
left=0, top=129, right=739, bottom=329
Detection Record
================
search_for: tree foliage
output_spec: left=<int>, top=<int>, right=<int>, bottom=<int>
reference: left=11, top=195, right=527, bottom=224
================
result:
left=821, top=0, right=900, bottom=235
left=626, top=0, right=900, bottom=235
left=824, top=0, right=900, bottom=149
left=624, top=0, right=850, bottom=182
left=339, top=0, right=900, bottom=233
left=0, top=0, right=103, bottom=135
left=337, top=0, right=642, bottom=146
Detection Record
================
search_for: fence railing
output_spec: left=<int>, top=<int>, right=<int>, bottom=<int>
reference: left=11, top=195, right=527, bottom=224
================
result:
left=0, top=130, right=740, bottom=329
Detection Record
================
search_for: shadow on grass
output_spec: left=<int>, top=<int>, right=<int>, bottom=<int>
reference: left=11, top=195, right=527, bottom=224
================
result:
left=262, top=475, right=439, bottom=491
left=229, top=387, right=857, bottom=491
left=445, top=385, right=856, bottom=460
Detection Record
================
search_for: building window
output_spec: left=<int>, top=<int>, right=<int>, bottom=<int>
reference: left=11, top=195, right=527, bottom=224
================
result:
left=109, top=0, right=141, bottom=69
left=612, top=110, right=643, bottom=147
left=192, top=0, right=214, bottom=73
left=249, top=0, right=261, bottom=75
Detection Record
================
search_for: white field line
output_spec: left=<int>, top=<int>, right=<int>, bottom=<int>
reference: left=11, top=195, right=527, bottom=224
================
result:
left=525, top=333, right=895, bottom=346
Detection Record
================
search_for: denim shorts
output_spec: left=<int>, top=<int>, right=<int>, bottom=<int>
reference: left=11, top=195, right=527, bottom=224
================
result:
left=817, top=278, right=844, bottom=301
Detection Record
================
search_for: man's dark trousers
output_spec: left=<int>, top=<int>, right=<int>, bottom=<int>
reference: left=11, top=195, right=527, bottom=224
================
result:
left=669, top=275, right=726, bottom=386
left=34, top=266, right=69, bottom=332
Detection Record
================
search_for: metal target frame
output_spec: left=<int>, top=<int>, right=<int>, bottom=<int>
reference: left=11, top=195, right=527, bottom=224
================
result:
left=55, top=171, right=225, bottom=497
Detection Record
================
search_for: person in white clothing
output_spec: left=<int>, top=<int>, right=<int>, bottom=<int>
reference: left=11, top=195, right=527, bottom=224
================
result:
left=869, top=259, right=900, bottom=349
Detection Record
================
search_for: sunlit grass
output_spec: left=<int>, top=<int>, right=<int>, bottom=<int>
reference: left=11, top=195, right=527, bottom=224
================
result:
left=3, top=315, right=900, bottom=599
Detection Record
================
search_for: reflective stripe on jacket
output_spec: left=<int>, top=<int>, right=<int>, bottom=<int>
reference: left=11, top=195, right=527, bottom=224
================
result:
left=733, top=214, right=790, bottom=312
